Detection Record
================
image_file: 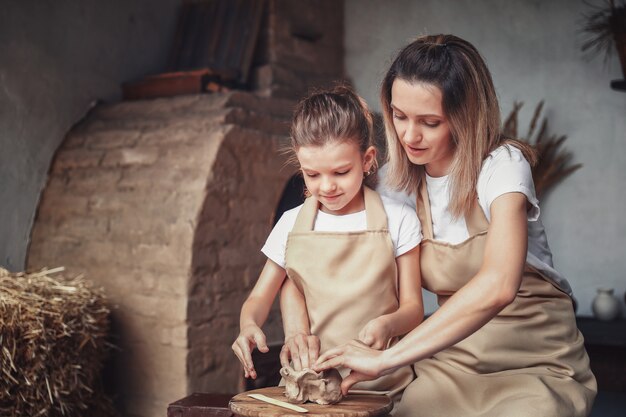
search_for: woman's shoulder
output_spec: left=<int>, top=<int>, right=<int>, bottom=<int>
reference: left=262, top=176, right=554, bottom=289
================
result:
left=485, top=143, right=529, bottom=165
left=480, top=144, right=533, bottom=180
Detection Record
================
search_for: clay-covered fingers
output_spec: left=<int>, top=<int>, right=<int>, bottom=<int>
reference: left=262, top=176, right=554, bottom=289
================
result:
left=306, top=334, right=320, bottom=364
left=231, top=338, right=255, bottom=379
left=232, top=325, right=268, bottom=379
left=281, top=333, right=320, bottom=370
left=342, top=371, right=375, bottom=396
left=358, top=319, right=390, bottom=350
left=313, top=345, right=345, bottom=371
left=253, top=331, right=269, bottom=353
left=314, top=339, right=385, bottom=382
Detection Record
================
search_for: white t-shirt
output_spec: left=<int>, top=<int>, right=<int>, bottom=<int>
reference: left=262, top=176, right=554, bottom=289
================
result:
left=261, top=195, right=422, bottom=268
left=377, top=144, right=573, bottom=296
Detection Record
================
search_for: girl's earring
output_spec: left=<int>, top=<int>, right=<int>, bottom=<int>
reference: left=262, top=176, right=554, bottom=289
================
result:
left=364, top=165, right=376, bottom=177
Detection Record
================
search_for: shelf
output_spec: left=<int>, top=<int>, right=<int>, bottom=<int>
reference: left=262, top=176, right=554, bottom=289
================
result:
left=610, top=79, right=626, bottom=91
left=577, top=317, right=626, bottom=347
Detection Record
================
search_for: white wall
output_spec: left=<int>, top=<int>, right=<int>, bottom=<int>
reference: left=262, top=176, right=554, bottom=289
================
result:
left=345, top=0, right=626, bottom=316
left=0, top=0, right=179, bottom=271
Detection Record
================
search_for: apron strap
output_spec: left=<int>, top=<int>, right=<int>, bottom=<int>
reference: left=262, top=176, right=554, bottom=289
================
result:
left=291, top=194, right=319, bottom=232
left=464, top=196, right=489, bottom=235
left=364, top=186, right=389, bottom=231
left=416, top=171, right=488, bottom=238
left=416, top=175, right=434, bottom=239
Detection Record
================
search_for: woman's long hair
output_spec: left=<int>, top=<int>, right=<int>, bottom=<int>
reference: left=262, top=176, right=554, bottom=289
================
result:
left=381, top=34, right=536, bottom=218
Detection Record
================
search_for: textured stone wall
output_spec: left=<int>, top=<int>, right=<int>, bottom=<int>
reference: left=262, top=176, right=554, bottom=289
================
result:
left=27, top=92, right=294, bottom=417
left=252, top=0, right=345, bottom=99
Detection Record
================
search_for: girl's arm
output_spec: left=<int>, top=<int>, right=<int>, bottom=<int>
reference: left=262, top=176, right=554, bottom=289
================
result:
left=232, top=258, right=286, bottom=379
left=315, top=192, right=528, bottom=393
left=358, top=246, right=423, bottom=349
left=279, top=278, right=320, bottom=370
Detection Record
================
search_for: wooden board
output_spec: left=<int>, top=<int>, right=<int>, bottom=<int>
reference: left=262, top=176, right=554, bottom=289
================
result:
left=229, top=387, right=392, bottom=417
left=168, top=0, right=265, bottom=85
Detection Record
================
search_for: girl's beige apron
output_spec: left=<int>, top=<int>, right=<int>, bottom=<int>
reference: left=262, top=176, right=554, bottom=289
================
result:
left=395, top=176, right=597, bottom=417
left=285, top=186, right=415, bottom=398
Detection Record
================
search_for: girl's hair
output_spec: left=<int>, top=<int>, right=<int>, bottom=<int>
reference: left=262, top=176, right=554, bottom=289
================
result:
left=381, top=34, right=536, bottom=218
left=289, top=85, right=378, bottom=186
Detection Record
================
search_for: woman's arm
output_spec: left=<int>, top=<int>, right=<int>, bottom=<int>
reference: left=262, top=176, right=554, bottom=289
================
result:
left=315, top=192, right=528, bottom=393
left=232, top=258, right=286, bottom=379
left=358, top=246, right=424, bottom=349
left=279, top=278, right=320, bottom=370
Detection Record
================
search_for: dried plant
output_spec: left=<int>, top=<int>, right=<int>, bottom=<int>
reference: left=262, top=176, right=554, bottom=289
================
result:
left=580, top=0, right=626, bottom=62
left=0, top=267, right=117, bottom=417
left=503, top=101, right=582, bottom=198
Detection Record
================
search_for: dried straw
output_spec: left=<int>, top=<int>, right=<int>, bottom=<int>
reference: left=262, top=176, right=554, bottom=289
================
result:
left=0, top=267, right=116, bottom=417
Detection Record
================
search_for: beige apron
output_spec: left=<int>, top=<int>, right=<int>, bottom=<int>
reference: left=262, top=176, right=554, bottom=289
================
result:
left=395, top=176, right=597, bottom=417
left=285, top=186, right=415, bottom=398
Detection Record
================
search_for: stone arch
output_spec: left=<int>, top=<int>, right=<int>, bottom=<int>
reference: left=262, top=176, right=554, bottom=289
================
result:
left=187, top=124, right=292, bottom=393
left=27, top=92, right=294, bottom=417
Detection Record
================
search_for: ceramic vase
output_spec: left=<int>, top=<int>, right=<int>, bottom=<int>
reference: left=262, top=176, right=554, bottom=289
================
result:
left=592, top=288, right=620, bottom=321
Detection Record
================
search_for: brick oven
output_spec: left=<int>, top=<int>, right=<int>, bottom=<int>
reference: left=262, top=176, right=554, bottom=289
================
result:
left=26, top=1, right=344, bottom=417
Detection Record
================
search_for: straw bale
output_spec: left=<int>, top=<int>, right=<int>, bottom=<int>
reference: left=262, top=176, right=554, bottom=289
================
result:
left=0, top=267, right=116, bottom=417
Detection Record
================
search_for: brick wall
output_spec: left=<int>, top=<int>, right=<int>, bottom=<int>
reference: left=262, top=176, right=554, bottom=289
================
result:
left=252, top=0, right=345, bottom=99
left=28, top=92, right=294, bottom=417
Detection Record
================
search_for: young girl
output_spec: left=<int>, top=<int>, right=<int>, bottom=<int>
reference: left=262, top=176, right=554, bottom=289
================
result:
left=313, top=35, right=596, bottom=417
left=232, top=85, right=424, bottom=397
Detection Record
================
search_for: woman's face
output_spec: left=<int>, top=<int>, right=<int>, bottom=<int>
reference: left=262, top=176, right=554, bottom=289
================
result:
left=390, top=79, right=455, bottom=177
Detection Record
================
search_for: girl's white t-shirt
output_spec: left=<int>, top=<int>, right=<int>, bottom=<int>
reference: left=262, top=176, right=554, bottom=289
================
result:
left=261, top=195, right=422, bottom=268
left=377, top=144, right=573, bottom=296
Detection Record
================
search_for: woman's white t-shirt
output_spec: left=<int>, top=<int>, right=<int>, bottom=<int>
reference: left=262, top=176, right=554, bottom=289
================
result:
left=261, top=195, right=422, bottom=268
left=377, top=144, right=573, bottom=296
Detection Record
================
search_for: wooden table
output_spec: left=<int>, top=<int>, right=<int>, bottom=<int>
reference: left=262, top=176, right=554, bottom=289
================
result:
left=230, top=387, right=392, bottom=417
left=168, top=393, right=233, bottom=417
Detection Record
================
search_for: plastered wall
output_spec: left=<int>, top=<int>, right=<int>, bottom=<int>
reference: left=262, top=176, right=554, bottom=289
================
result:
left=0, top=0, right=179, bottom=270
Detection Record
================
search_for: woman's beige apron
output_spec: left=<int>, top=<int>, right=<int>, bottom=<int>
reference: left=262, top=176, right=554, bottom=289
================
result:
left=395, top=177, right=597, bottom=417
left=285, top=186, right=415, bottom=398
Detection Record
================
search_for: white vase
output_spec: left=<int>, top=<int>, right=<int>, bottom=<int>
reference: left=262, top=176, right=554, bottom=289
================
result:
left=592, top=288, right=621, bottom=321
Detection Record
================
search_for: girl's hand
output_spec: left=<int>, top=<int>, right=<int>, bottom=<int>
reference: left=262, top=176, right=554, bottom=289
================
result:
left=358, top=317, right=392, bottom=350
left=231, top=324, right=269, bottom=379
left=313, top=340, right=386, bottom=395
left=280, top=332, right=320, bottom=370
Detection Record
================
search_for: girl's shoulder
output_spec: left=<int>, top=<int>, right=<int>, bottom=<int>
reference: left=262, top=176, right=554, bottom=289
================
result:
left=273, top=203, right=304, bottom=233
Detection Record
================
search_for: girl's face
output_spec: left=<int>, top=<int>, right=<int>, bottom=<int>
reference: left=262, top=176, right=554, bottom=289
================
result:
left=390, top=79, right=455, bottom=177
left=296, top=140, right=376, bottom=215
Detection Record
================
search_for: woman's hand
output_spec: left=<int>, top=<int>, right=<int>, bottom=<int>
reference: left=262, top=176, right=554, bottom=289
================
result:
left=280, top=332, right=320, bottom=370
left=313, top=340, right=386, bottom=395
left=231, top=324, right=269, bottom=379
left=358, top=317, right=392, bottom=350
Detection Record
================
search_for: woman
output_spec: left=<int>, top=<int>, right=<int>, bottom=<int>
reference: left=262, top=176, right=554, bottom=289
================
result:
left=285, top=34, right=597, bottom=416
